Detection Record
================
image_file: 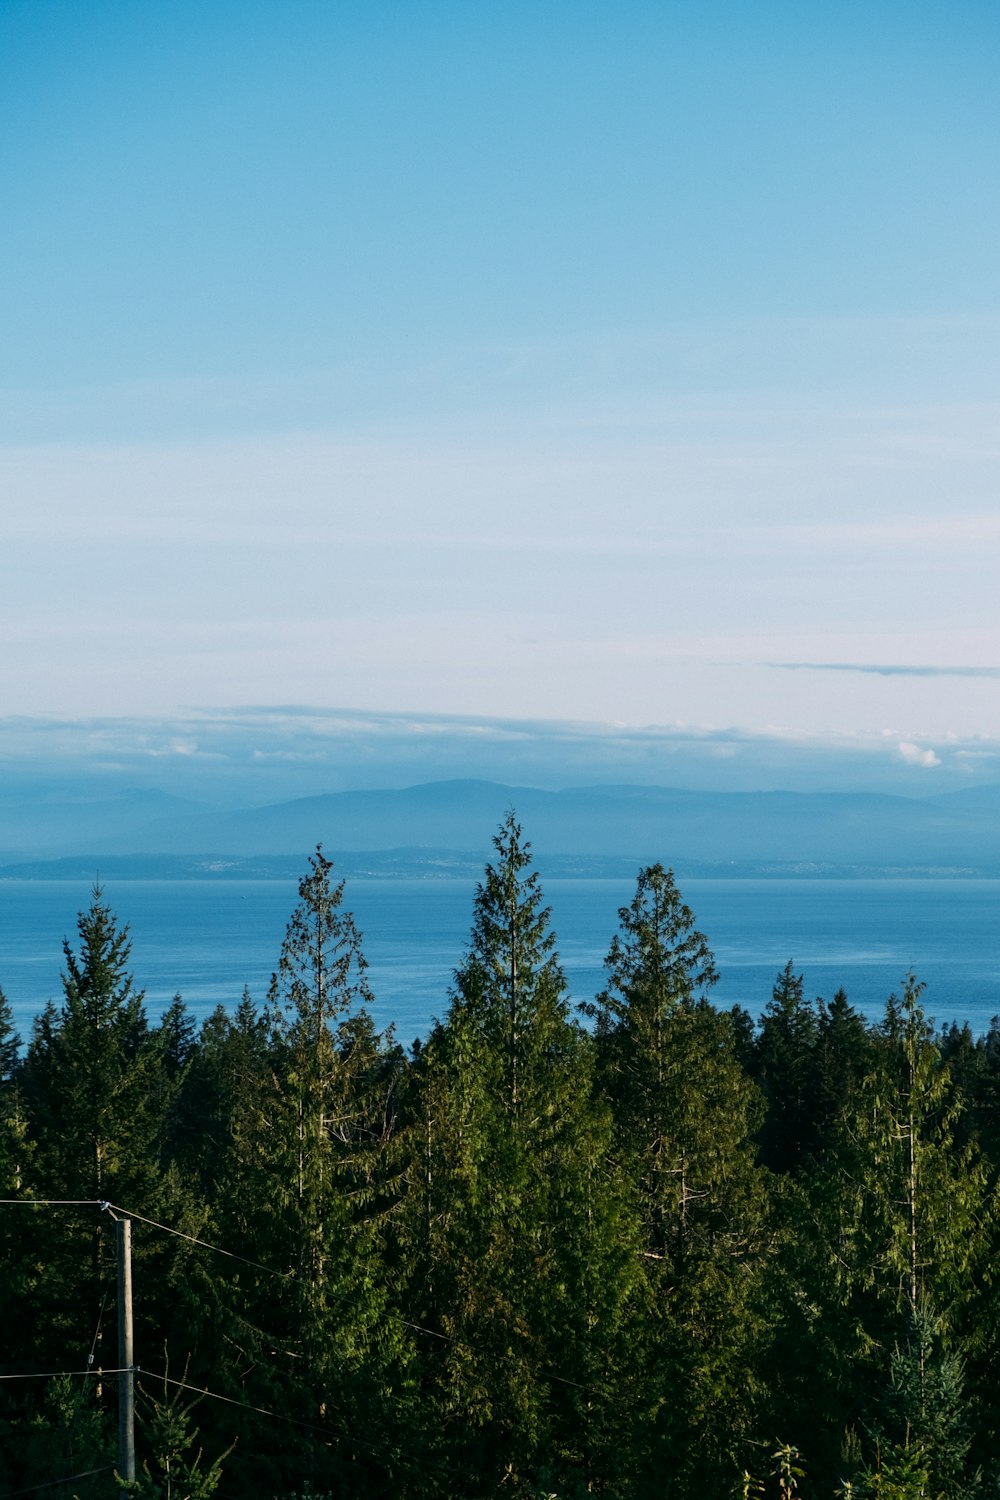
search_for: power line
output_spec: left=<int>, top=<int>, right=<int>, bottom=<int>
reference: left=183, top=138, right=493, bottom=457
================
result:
left=0, top=1198, right=290, bottom=1281
left=2, top=1197, right=602, bottom=1399
left=102, top=1202, right=291, bottom=1280
left=105, top=1201, right=594, bottom=1395
left=139, top=1368, right=495, bottom=1500
left=173, top=1311, right=602, bottom=1500
left=4, top=1465, right=115, bottom=1498
left=0, top=1197, right=602, bottom=1495
left=0, top=1368, right=132, bottom=1382
left=143, top=1367, right=341, bottom=1437
left=141, top=1363, right=439, bottom=1483
left=0, top=1199, right=102, bottom=1208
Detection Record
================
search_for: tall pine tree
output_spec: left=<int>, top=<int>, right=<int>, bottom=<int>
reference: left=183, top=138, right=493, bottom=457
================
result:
left=9, top=890, right=163, bottom=1490
left=588, top=865, right=774, bottom=1498
left=216, top=848, right=413, bottom=1497
left=406, top=814, right=637, bottom=1497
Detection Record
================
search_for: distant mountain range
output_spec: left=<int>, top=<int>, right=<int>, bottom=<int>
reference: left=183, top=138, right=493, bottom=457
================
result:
left=4, top=778, right=1000, bottom=878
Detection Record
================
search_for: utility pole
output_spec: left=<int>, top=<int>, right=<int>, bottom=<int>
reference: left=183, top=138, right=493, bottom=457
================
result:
left=116, top=1216, right=135, bottom=1484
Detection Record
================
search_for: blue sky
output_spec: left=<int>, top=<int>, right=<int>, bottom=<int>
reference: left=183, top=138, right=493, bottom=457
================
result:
left=3, top=0, right=999, bottom=794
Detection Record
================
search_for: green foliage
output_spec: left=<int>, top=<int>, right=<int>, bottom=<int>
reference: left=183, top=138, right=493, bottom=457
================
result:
left=10, top=892, right=171, bottom=1402
left=404, top=814, right=639, bottom=1496
left=0, top=985, right=24, bottom=1194
left=268, top=845, right=373, bottom=1038
left=589, top=866, right=775, bottom=1497
left=864, top=1439, right=933, bottom=1500
left=8, top=836, right=1000, bottom=1499
left=587, top=865, right=727, bottom=1238
left=10, top=1373, right=114, bottom=1500
left=867, top=1303, right=977, bottom=1500
left=591, top=861, right=718, bottom=1024
left=864, top=977, right=989, bottom=1318
left=764, top=975, right=997, bottom=1493
left=813, top=989, right=876, bottom=1151
left=21, top=885, right=161, bottom=1205
left=0, top=984, right=20, bottom=1079
left=771, top=1443, right=805, bottom=1498
left=210, top=847, right=414, bottom=1496
left=451, top=811, right=572, bottom=1127
left=754, top=962, right=821, bottom=1173
left=120, top=1363, right=231, bottom=1499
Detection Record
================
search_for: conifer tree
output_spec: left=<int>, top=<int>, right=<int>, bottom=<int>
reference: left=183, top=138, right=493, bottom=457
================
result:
left=588, top=865, right=774, bottom=1497
left=757, top=990, right=874, bottom=1479
left=785, top=977, right=995, bottom=1491
left=450, top=811, right=571, bottom=1127
left=173, top=990, right=272, bottom=1195
left=21, top=893, right=159, bottom=1219
left=868, top=978, right=987, bottom=1319
left=867, top=1303, right=977, bottom=1500
left=813, top=987, right=875, bottom=1153
left=144, top=993, right=276, bottom=1459
left=127, top=1363, right=232, bottom=1499
left=6, top=892, right=167, bottom=1483
left=262, top=848, right=399, bottom=1311
left=22, top=887, right=160, bottom=1206
left=585, top=863, right=720, bottom=1251
left=217, top=849, right=413, bottom=1496
left=753, top=961, right=821, bottom=1173
left=408, top=814, right=637, bottom=1497
left=148, top=994, right=198, bottom=1172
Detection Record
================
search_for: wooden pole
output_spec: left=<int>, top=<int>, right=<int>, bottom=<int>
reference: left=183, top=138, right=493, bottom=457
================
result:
left=116, top=1217, right=135, bottom=1484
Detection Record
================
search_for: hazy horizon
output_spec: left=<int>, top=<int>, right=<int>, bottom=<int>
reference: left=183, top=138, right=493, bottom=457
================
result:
left=4, top=704, right=1000, bottom=810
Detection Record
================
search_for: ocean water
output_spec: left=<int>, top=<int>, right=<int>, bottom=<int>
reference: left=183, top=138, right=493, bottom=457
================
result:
left=2, top=876, right=1000, bottom=1047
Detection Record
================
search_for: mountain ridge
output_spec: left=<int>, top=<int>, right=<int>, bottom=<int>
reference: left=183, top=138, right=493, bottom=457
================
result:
left=4, top=778, right=1000, bottom=875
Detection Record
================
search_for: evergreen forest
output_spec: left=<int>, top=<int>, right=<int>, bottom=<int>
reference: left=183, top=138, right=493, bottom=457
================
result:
left=3, top=813, right=1000, bottom=1500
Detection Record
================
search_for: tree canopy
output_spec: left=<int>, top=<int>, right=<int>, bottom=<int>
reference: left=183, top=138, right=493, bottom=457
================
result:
left=2, top=829, right=998, bottom=1499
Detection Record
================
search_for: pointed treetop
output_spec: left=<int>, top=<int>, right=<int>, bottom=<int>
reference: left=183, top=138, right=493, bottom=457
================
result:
left=60, top=883, right=144, bottom=1028
left=462, top=809, right=563, bottom=1003
left=449, top=812, right=576, bottom=1123
left=268, top=844, right=372, bottom=1036
left=593, top=863, right=717, bottom=1030
left=883, top=971, right=931, bottom=1040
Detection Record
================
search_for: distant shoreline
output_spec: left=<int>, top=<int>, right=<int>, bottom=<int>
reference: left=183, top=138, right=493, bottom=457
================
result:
left=3, top=852, right=999, bottom=882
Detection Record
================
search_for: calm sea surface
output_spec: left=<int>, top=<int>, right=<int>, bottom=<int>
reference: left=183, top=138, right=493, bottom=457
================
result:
left=2, top=877, right=1000, bottom=1045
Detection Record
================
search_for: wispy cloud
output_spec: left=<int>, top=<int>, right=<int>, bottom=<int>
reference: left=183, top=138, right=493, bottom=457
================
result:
left=774, top=662, right=1000, bottom=680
